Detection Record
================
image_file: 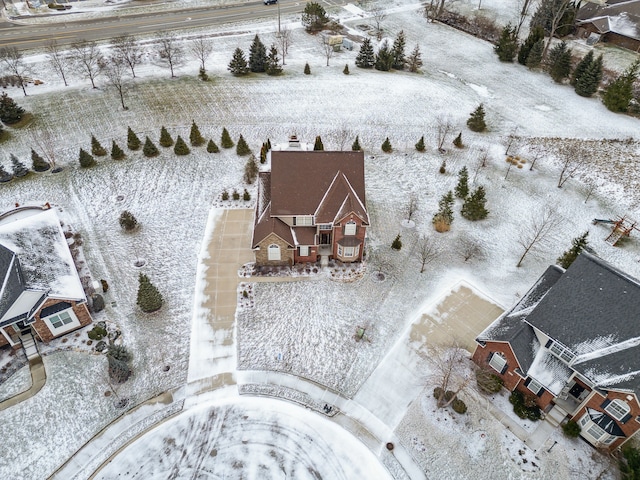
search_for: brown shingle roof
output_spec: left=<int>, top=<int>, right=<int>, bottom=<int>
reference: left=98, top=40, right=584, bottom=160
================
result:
left=251, top=202, right=295, bottom=248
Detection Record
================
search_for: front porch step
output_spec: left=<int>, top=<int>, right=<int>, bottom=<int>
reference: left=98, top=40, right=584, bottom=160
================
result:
left=320, top=255, right=329, bottom=268
left=19, top=333, right=39, bottom=361
left=546, top=404, right=568, bottom=427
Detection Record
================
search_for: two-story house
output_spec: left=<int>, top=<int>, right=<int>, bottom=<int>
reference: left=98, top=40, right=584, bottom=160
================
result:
left=473, top=252, right=640, bottom=451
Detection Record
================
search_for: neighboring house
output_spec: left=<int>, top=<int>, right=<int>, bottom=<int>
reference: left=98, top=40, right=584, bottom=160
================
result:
left=473, top=252, right=640, bottom=451
left=576, top=0, right=640, bottom=50
left=0, top=207, right=91, bottom=349
left=252, top=136, right=369, bottom=266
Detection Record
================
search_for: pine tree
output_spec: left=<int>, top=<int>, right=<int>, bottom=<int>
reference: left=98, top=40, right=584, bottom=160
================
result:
left=517, top=25, right=544, bottom=66
left=453, top=132, right=463, bottom=148
left=304, top=62, right=311, bottom=75
left=375, top=40, right=394, bottom=71
left=137, top=273, right=163, bottom=313
left=407, top=44, right=423, bottom=73
left=236, top=134, right=251, bottom=155
left=461, top=186, right=489, bottom=220
left=314, top=135, right=324, bottom=151
left=174, top=135, right=190, bottom=155
left=575, top=54, right=603, bottom=97
left=343, top=64, right=349, bottom=75
left=221, top=127, right=234, bottom=148
left=198, top=67, right=209, bottom=81
left=557, top=231, right=589, bottom=269
left=467, top=104, right=487, bottom=132
left=0, top=165, right=12, bottom=183
left=455, top=166, right=469, bottom=199
left=302, top=1, right=329, bottom=31
left=433, top=191, right=454, bottom=230
left=526, top=39, right=544, bottom=70
left=265, top=44, right=283, bottom=76
left=91, top=135, right=107, bottom=156
left=127, top=127, right=141, bottom=150
left=31, top=149, right=50, bottom=172
left=244, top=154, right=259, bottom=184
left=602, top=60, right=640, bottom=112
left=159, top=126, right=174, bottom=147
left=10, top=154, right=28, bottom=177
left=392, top=30, right=406, bottom=70
left=571, top=50, right=594, bottom=86
left=107, top=344, right=132, bottom=384
left=119, top=210, right=138, bottom=230
left=79, top=148, right=96, bottom=168
left=111, top=140, right=125, bottom=160
left=0, top=92, right=25, bottom=125
left=352, top=135, right=361, bottom=151
left=143, top=137, right=159, bottom=157
left=355, top=38, right=375, bottom=69
left=391, top=234, right=402, bottom=250
left=207, top=139, right=220, bottom=153
left=228, top=48, right=249, bottom=76
left=547, top=41, right=572, bottom=83
left=415, top=135, right=425, bottom=152
left=189, top=120, right=205, bottom=146
left=494, top=24, right=518, bottom=62
left=381, top=137, right=392, bottom=152
left=249, top=34, right=267, bottom=73
left=259, top=143, right=267, bottom=163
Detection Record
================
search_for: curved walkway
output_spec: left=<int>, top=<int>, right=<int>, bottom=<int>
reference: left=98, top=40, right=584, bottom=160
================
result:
left=0, top=356, right=46, bottom=412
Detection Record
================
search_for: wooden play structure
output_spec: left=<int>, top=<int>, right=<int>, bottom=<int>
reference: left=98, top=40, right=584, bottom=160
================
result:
left=592, top=215, right=640, bottom=246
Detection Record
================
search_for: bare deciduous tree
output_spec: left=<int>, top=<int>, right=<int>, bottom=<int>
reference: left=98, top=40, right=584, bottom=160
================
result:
left=103, top=56, right=131, bottom=110
left=417, top=235, right=439, bottom=273
left=334, top=124, right=352, bottom=150
left=112, top=35, right=143, bottom=78
left=516, top=207, right=560, bottom=267
left=459, top=236, right=484, bottom=262
left=424, top=0, right=456, bottom=21
left=541, top=0, right=574, bottom=58
left=516, top=0, right=538, bottom=37
left=71, top=40, right=104, bottom=89
left=472, top=149, right=489, bottom=183
left=428, top=341, right=473, bottom=409
left=318, top=35, right=334, bottom=67
left=503, top=127, right=519, bottom=155
left=436, top=116, right=453, bottom=152
left=405, top=193, right=419, bottom=223
left=274, top=26, right=293, bottom=65
left=583, top=180, right=597, bottom=204
left=370, top=6, right=387, bottom=37
left=0, top=47, right=31, bottom=96
left=45, top=40, right=71, bottom=87
left=557, top=142, right=587, bottom=188
left=157, top=33, right=184, bottom=78
left=30, top=127, right=58, bottom=170
left=189, top=36, right=214, bottom=72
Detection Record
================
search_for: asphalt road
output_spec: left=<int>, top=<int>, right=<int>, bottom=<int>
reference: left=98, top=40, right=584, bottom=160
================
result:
left=0, top=1, right=334, bottom=51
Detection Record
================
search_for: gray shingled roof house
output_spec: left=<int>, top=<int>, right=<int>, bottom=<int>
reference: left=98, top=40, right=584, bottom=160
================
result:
left=473, top=252, right=640, bottom=450
left=252, top=137, right=369, bottom=267
left=576, top=0, right=640, bottom=50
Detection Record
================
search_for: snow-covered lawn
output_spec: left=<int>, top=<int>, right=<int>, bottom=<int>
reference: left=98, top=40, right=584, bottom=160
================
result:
left=0, top=0, right=638, bottom=478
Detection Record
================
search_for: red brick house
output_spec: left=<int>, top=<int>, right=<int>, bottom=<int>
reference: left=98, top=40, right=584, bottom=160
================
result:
left=473, top=252, right=640, bottom=451
left=0, top=207, right=91, bottom=350
left=252, top=137, right=369, bottom=267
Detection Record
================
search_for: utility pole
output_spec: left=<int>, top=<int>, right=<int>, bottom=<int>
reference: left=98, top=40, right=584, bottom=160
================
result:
left=278, top=1, right=281, bottom=35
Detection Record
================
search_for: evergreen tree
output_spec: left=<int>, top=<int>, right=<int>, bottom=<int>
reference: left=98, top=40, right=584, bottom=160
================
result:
left=221, top=127, right=234, bottom=148
left=455, top=166, right=469, bottom=199
left=0, top=92, right=25, bottom=125
left=127, top=126, right=141, bottom=150
left=407, top=44, right=423, bottom=73
left=111, top=140, right=125, bottom=160
left=517, top=25, right=544, bottom=66
left=136, top=273, right=163, bottom=313
left=301, top=1, right=329, bottom=32
left=531, top=0, right=578, bottom=37
left=433, top=191, right=455, bottom=229
left=244, top=154, right=259, bottom=184
left=557, top=231, right=589, bottom=269
left=174, top=135, right=190, bottom=155
left=207, top=139, right=220, bottom=153
left=107, top=344, right=132, bottom=384
left=228, top=48, right=249, bottom=76
left=355, top=38, right=375, bottom=69
left=189, top=120, right=205, bottom=146
left=494, top=24, right=518, bottom=62
left=78, top=148, right=96, bottom=168
left=391, top=234, right=402, bottom=250
left=10, top=154, right=28, bottom=177
left=461, top=186, right=489, bottom=220
left=0, top=164, right=12, bottom=183
left=547, top=41, right=572, bottom=83
left=375, top=40, right=394, bottom=71
left=304, top=62, right=311, bottom=75
left=236, top=134, right=251, bottom=155
left=453, top=132, right=463, bottom=148
left=249, top=34, right=267, bottom=73
left=91, top=135, right=107, bottom=156
left=467, top=104, right=487, bottom=132
left=575, top=54, right=603, bottom=97
left=415, top=135, right=425, bottom=152
left=314, top=135, right=324, bottom=151
left=526, top=39, right=544, bottom=70
left=243, top=188, right=251, bottom=201
left=159, top=126, right=174, bottom=147
left=198, top=67, right=209, bottom=82
left=343, top=64, right=349, bottom=75
left=352, top=135, right=361, bottom=151
left=381, top=137, right=392, bottom=152
left=143, top=136, right=159, bottom=157
left=31, top=149, right=50, bottom=172
left=602, top=60, right=640, bottom=112
left=571, top=50, right=594, bottom=86
left=119, top=210, right=138, bottom=230
left=265, top=44, right=283, bottom=76
left=392, top=30, right=406, bottom=70
left=260, top=143, right=267, bottom=163
left=266, top=138, right=272, bottom=150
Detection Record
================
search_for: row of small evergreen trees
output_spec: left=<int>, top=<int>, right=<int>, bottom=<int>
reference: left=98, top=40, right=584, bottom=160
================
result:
left=228, top=35, right=282, bottom=76
left=355, top=32, right=423, bottom=73
left=432, top=167, right=489, bottom=231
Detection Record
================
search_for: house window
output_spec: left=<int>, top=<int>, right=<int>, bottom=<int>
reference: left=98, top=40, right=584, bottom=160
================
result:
left=268, top=244, right=281, bottom=261
left=294, top=216, right=313, bottom=226
left=343, top=246, right=355, bottom=257
left=299, top=246, right=309, bottom=257
left=579, top=413, right=590, bottom=428
left=548, top=340, right=576, bottom=364
left=579, top=413, right=617, bottom=445
left=586, top=422, right=607, bottom=441
left=44, top=308, right=80, bottom=334
left=489, top=353, right=507, bottom=373
left=527, top=378, right=544, bottom=395
left=605, top=399, right=631, bottom=422
left=344, top=221, right=357, bottom=236
left=319, top=224, right=332, bottom=230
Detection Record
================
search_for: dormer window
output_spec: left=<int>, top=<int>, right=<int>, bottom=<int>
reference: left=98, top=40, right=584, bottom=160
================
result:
left=293, top=216, right=313, bottom=226
left=344, top=221, right=357, bottom=236
left=605, top=399, right=631, bottom=422
left=547, top=340, right=576, bottom=364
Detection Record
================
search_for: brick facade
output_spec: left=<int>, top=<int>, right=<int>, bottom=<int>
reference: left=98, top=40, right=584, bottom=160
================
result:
left=255, top=233, right=294, bottom=267
left=472, top=341, right=523, bottom=392
left=31, top=299, right=92, bottom=343
left=332, top=213, right=367, bottom=263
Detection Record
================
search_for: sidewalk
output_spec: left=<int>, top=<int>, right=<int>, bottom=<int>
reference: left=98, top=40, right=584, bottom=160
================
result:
left=0, top=355, right=46, bottom=412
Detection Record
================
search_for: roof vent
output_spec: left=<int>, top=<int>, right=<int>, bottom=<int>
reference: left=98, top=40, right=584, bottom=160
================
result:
left=288, top=135, right=301, bottom=150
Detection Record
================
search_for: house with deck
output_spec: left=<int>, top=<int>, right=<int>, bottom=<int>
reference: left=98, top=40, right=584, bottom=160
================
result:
left=0, top=206, right=92, bottom=350
left=473, top=252, right=640, bottom=450
left=252, top=136, right=369, bottom=267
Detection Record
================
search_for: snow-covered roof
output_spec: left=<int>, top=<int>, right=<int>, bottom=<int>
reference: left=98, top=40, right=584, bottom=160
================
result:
left=578, top=1, right=640, bottom=40
left=0, top=208, right=85, bottom=303
left=528, top=348, right=573, bottom=396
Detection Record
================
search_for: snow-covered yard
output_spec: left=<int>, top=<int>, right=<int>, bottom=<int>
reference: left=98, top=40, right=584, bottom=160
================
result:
left=0, top=0, right=638, bottom=478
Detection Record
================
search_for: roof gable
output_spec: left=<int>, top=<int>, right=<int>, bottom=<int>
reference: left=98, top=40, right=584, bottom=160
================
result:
left=252, top=203, right=294, bottom=248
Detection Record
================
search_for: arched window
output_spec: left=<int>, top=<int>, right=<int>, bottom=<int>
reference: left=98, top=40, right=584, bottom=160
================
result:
left=268, top=244, right=281, bottom=261
left=344, top=221, right=357, bottom=236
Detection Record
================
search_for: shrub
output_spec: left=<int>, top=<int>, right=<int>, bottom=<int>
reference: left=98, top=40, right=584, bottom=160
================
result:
left=221, top=127, right=234, bottom=148
left=453, top=132, right=463, bottom=148
left=107, top=344, right=133, bottom=383
left=509, top=390, right=541, bottom=421
left=159, top=126, right=174, bottom=147
left=621, top=445, right=640, bottom=479
left=207, top=139, right=220, bottom=153
left=91, top=135, right=107, bottom=156
left=243, top=189, right=251, bottom=201
left=452, top=398, right=467, bottom=414
left=232, top=189, right=240, bottom=200
left=433, top=387, right=444, bottom=400
left=87, top=324, right=107, bottom=340
left=137, top=273, right=163, bottom=313
left=190, top=120, right=206, bottom=146
left=476, top=368, right=503, bottom=394
left=111, top=141, right=125, bottom=160
left=221, top=189, right=229, bottom=201
left=381, top=137, right=392, bottom=153
left=562, top=420, right=581, bottom=438
left=31, top=149, right=50, bottom=172
left=127, top=127, right=141, bottom=150
left=304, top=62, right=311, bottom=75
left=343, top=64, right=349, bottom=75
left=119, top=210, right=138, bottom=231
left=415, top=135, right=425, bottom=152
left=174, top=135, right=190, bottom=155
left=143, top=137, right=159, bottom=157
left=78, top=148, right=96, bottom=168
left=391, top=234, right=402, bottom=250
left=100, top=279, right=109, bottom=292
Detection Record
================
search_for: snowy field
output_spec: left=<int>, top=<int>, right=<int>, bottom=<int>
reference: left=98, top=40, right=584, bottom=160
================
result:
left=0, top=0, right=638, bottom=478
